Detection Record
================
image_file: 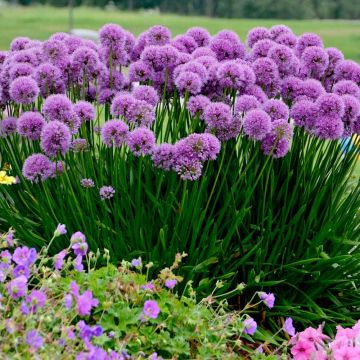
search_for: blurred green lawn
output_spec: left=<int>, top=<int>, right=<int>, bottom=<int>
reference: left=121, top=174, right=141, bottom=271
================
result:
left=1, top=5, right=360, bottom=62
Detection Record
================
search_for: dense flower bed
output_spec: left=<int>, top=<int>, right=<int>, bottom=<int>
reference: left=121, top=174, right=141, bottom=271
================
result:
left=1, top=227, right=360, bottom=359
left=0, top=24, right=359, bottom=322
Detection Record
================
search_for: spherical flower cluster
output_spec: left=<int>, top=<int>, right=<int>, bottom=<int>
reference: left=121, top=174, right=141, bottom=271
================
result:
left=22, top=153, right=54, bottom=182
left=101, top=120, right=129, bottom=147
left=40, top=121, right=72, bottom=157
left=243, top=109, right=272, bottom=141
left=99, top=185, right=115, bottom=200
left=17, top=112, right=45, bottom=140
left=127, top=128, right=156, bottom=157
left=73, top=101, right=95, bottom=122
left=9, top=76, right=39, bottom=104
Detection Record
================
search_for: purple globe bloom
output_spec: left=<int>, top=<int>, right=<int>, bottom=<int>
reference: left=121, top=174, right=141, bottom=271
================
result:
left=76, top=290, right=99, bottom=316
left=247, top=27, right=271, bottom=48
left=143, top=300, right=160, bottom=319
left=295, top=79, right=325, bottom=102
left=127, top=127, right=156, bottom=157
left=290, top=99, right=318, bottom=130
left=243, top=317, right=257, bottom=335
left=295, top=32, right=323, bottom=57
left=42, top=39, right=68, bottom=67
left=235, top=95, right=260, bottom=114
left=10, top=37, right=31, bottom=52
left=210, top=36, right=246, bottom=61
left=186, top=27, right=211, bottom=47
left=9, top=62, right=34, bottom=81
left=132, top=85, right=159, bottom=107
left=128, top=99, right=155, bottom=127
left=26, top=330, right=43, bottom=351
left=73, top=101, right=95, bottom=122
left=175, top=71, right=202, bottom=95
left=22, top=153, right=54, bottom=182
left=128, top=60, right=153, bottom=82
left=71, top=46, right=99, bottom=78
left=333, top=80, right=360, bottom=100
left=174, top=156, right=203, bottom=181
left=7, top=275, right=28, bottom=299
left=276, top=32, right=298, bottom=49
left=217, top=61, right=255, bottom=91
left=270, top=24, right=293, bottom=40
left=13, top=246, right=37, bottom=266
left=326, top=47, right=344, bottom=72
left=203, top=102, right=232, bottom=128
left=0, top=117, right=17, bottom=137
left=281, top=76, right=302, bottom=102
left=101, top=120, right=129, bottom=147
left=187, top=95, right=211, bottom=118
left=284, top=317, right=296, bottom=337
left=315, top=116, right=344, bottom=140
left=80, top=178, right=95, bottom=188
left=111, top=92, right=136, bottom=119
left=268, top=44, right=295, bottom=72
left=99, top=185, right=115, bottom=200
left=250, top=39, right=276, bottom=60
left=40, top=121, right=72, bottom=157
left=342, top=95, right=360, bottom=132
left=243, top=109, right=272, bottom=141
left=34, top=62, right=64, bottom=98
left=151, top=143, right=175, bottom=171
left=99, top=23, right=125, bottom=49
left=335, top=60, right=360, bottom=82
left=316, top=93, right=345, bottom=119
left=262, top=99, right=289, bottom=121
left=192, top=47, right=216, bottom=59
left=252, top=57, right=279, bottom=87
left=300, top=46, right=329, bottom=77
left=146, top=25, right=171, bottom=46
left=259, top=292, right=275, bottom=309
left=9, top=76, right=39, bottom=104
left=43, top=94, right=73, bottom=122
left=171, top=34, right=197, bottom=54
left=17, top=111, right=45, bottom=141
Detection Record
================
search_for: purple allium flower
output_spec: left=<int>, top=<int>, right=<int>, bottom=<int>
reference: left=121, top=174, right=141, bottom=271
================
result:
left=295, top=79, right=325, bottom=102
left=132, top=85, right=159, bottom=107
left=40, top=121, right=71, bottom=157
left=26, top=330, right=43, bottom=351
left=131, top=257, right=142, bottom=267
left=54, top=249, right=67, bottom=270
left=280, top=76, right=301, bottom=101
left=333, top=80, right=360, bottom=100
left=235, top=95, right=260, bottom=114
left=43, top=94, right=73, bottom=122
left=192, top=47, right=216, bottom=59
left=203, top=102, right=232, bottom=128
left=261, top=134, right=291, bottom=159
left=101, top=120, right=129, bottom=147
left=171, top=34, right=197, bottom=54
left=295, top=33, right=323, bottom=57
left=7, top=275, right=27, bottom=299
left=151, top=143, right=175, bottom=171
left=34, top=63, right=65, bottom=97
left=301, top=46, right=329, bottom=77
left=243, top=317, right=257, bottom=335
left=187, top=95, right=211, bottom=118
left=291, top=100, right=318, bottom=130
left=42, top=39, right=68, bottom=67
left=13, top=246, right=37, bottom=266
left=9, top=62, right=33, bottom=81
left=276, top=32, right=297, bottom=49
left=71, top=46, right=99, bottom=77
left=270, top=24, right=293, bottom=40
left=26, top=290, right=46, bottom=312
left=143, top=300, right=160, bottom=319
left=99, top=23, right=125, bottom=49
left=0, top=117, right=17, bottom=137
left=284, top=317, right=296, bottom=337
left=76, top=290, right=99, bottom=316
left=71, top=138, right=88, bottom=152
left=315, top=116, right=344, bottom=140
left=246, top=27, right=270, bottom=48
left=259, top=292, right=275, bottom=309
left=10, top=37, right=31, bottom=52
left=74, top=254, right=84, bottom=272
left=217, top=61, right=255, bottom=91
left=111, top=92, right=136, bottom=119
left=186, top=27, right=211, bottom=47
left=146, top=25, right=171, bottom=46
left=9, top=76, right=39, bottom=104
left=175, top=71, right=202, bottom=95
left=128, top=60, right=152, bottom=82
left=73, top=101, right=95, bottom=122
left=64, top=294, right=72, bottom=310
left=22, top=153, right=53, bottom=182
left=13, top=265, right=30, bottom=279
left=127, top=127, right=156, bottom=157
left=165, top=279, right=177, bottom=289
left=210, top=36, right=246, bottom=62
left=98, top=88, right=116, bottom=105
left=342, top=95, right=360, bottom=135
left=335, top=60, right=360, bottom=82
left=80, top=178, right=95, bottom=188
left=128, top=99, right=155, bottom=127
left=268, top=44, right=295, bottom=71
left=181, top=61, right=208, bottom=81
left=250, top=39, right=275, bottom=60
left=17, top=111, right=45, bottom=140
left=174, top=157, right=203, bottom=181
left=352, top=116, right=360, bottom=135
left=99, top=185, right=115, bottom=200
left=252, top=57, right=279, bottom=86
left=262, top=99, right=289, bottom=121
left=243, top=109, right=272, bottom=141
left=316, top=93, right=345, bottom=119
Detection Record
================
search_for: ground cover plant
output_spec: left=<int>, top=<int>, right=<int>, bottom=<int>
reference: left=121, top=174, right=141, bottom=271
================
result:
left=0, top=22, right=359, bottom=326
left=1, top=227, right=360, bottom=359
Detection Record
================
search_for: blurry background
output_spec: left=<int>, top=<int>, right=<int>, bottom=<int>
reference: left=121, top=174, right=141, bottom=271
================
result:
left=0, top=0, right=359, bottom=60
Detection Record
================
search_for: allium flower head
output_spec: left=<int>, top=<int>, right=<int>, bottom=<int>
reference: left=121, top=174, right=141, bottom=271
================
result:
left=43, top=94, right=73, bottom=122
left=247, top=27, right=271, bottom=48
left=17, top=112, right=45, bottom=141
left=143, top=300, right=160, bottom=319
left=335, top=60, right=360, bottom=82
left=243, top=109, right=272, bottom=141
left=316, top=93, right=345, bottom=119
left=235, top=95, right=260, bottom=114
left=251, top=39, right=275, bottom=60
left=270, top=24, right=293, bottom=40
left=174, top=157, right=203, bottom=181
left=175, top=71, right=202, bottom=95
left=99, top=186, right=115, bottom=200
left=186, top=27, right=211, bottom=47
left=10, top=76, right=39, bottom=104
left=22, top=153, right=53, bottom=182
left=80, top=178, right=95, bottom=188
left=146, top=25, right=171, bottom=46
left=0, top=117, right=17, bottom=137
left=127, top=127, right=156, bottom=157
left=151, top=143, right=175, bottom=171
left=187, top=95, right=211, bottom=118
left=315, top=116, right=344, bottom=140
left=7, top=275, right=27, bottom=299
left=111, top=92, right=136, bottom=119
left=243, top=317, right=257, bottom=335
left=295, top=32, right=323, bottom=57
left=9, top=62, right=34, bottom=81
left=301, top=46, right=329, bottom=76
left=171, top=34, right=197, bottom=54
left=132, top=85, right=159, bottom=107
left=333, top=80, right=360, bottom=100
left=10, top=37, right=31, bottom=52
left=268, top=44, right=295, bottom=71
left=262, top=99, right=289, bottom=121
left=99, top=24, right=125, bottom=49
left=291, top=100, right=318, bottom=131
left=252, top=57, right=279, bottom=87
left=217, top=61, right=255, bottom=91
left=295, top=79, right=325, bottom=102
left=40, top=121, right=71, bottom=157
left=128, top=99, right=155, bottom=127
left=276, top=32, right=298, bottom=49
left=203, top=102, right=232, bottom=128
left=73, top=101, right=95, bottom=122
left=128, top=60, right=152, bottom=82
left=326, top=47, right=344, bottom=72
left=101, top=120, right=129, bottom=147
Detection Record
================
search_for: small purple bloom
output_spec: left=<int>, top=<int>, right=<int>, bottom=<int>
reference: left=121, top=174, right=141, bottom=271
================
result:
left=80, top=178, right=95, bottom=188
left=76, top=290, right=99, bottom=316
left=243, top=109, right=272, bottom=141
left=131, top=258, right=142, bottom=267
left=243, top=317, right=257, bottom=335
left=40, top=120, right=72, bottom=157
left=54, top=250, right=67, bottom=270
left=284, top=317, right=296, bottom=337
left=7, top=275, right=27, bottom=299
left=165, top=279, right=177, bottom=289
left=13, top=246, right=37, bottom=266
left=143, top=300, right=160, bottom=319
left=10, top=76, right=39, bottom=104
left=54, top=224, right=67, bottom=237
left=99, top=185, right=115, bottom=200
left=17, top=112, right=45, bottom=141
left=26, top=330, right=43, bottom=351
left=26, top=289, right=46, bottom=312
left=22, top=153, right=53, bottom=183
left=13, top=265, right=30, bottom=279
left=259, top=292, right=275, bottom=309
left=127, top=127, right=156, bottom=157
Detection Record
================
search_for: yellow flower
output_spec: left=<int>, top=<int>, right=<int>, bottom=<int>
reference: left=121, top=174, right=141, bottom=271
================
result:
left=0, top=171, right=16, bottom=185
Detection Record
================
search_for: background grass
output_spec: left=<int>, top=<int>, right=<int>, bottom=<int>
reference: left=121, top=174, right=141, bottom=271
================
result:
left=0, top=5, right=360, bottom=61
